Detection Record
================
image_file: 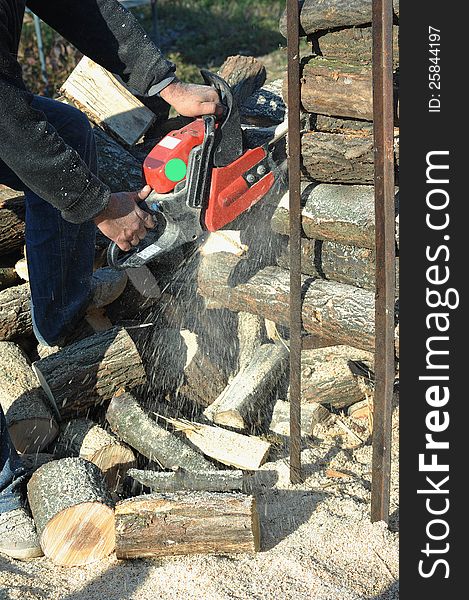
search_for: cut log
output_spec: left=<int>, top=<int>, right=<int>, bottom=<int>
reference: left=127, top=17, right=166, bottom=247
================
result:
left=279, top=0, right=400, bottom=36
left=32, top=327, right=146, bottom=420
left=272, top=184, right=399, bottom=249
left=94, top=127, right=144, bottom=192
left=0, top=341, right=58, bottom=453
left=0, top=283, right=32, bottom=341
left=61, top=56, right=155, bottom=146
left=297, top=57, right=373, bottom=121
left=315, top=26, right=400, bottom=68
left=301, top=130, right=399, bottom=184
left=27, top=457, right=115, bottom=566
left=240, top=79, right=286, bottom=126
left=237, top=311, right=264, bottom=372
left=300, top=345, right=373, bottom=408
left=204, top=343, right=288, bottom=430
left=0, top=187, right=25, bottom=255
left=197, top=252, right=376, bottom=352
left=52, top=418, right=136, bottom=492
left=106, top=391, right=215, bottom=472
left=128, top=467, right=244, bottom=493
left=311, top=114, right=373, bottom=134
left=218, top=55, right=266, bottom=107
left=200, top=230, right=248, bottom=258
left=165, top=417, right=271, bottom=471
left=269, top=399, right=330, bottom=437
left=0, top=267, right=20, bottom=289
left=115, top=491, right=259, bottom=558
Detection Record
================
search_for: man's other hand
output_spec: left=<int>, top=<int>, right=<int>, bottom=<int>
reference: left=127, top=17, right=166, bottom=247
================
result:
left=160, top=79, right=223, bottom=118
left=94, top=185, right=155, bottom=251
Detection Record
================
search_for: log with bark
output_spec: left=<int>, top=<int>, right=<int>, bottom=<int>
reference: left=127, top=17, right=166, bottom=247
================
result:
left=106, top=391, right=215, bottom=472
left=269, top=399, right=330, bottom=437
left=197, top=252, right=376, bottom=352
left=218, top=55, right=266, bottom=107
left=164, top=417, right=271, bottom=471
left=240, top=79, right=286, bottom=126
left=0, top=283, right=32, bottom=341
left=52, top=418, right=136, bottom=492
left=204, top=343, right=288, bottom=430
left=295, top=57, right=373, bottom=121
left=32, top=327, right=146, bottom=420
left=0, top=186, right=25, bottom=255
left=300, top=130, right=399, bottom=184
left=280, top=0, right=400, bottom=37
left=0, top=341, right=59, bottom=453
left=94, top=127, right=144, bottom=192
left=314, top=26, right=400, bottom=68
left=0, top=267, right=20, bottom=289
left=115, top=491, right=259, bottom=558
left=128, top=467, right=245, bottom=493
left=300, top=345, right=373, bottom=408
left=310, top=114, right=373, bottom=134
left=27, top=457, right=115, bottom=566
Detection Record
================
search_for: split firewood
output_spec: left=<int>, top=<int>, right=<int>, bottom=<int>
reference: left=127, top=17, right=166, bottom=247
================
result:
left=0, top=341, right=59, bottom=453
left=348, top=399, right=371, bottom=420
left=204, top=343, right=288, bottom=430
left=27, top=457, right=115, bottom=566
left=300, top=130, right=399, bottom=185
left=271, top=184, right=398, bottom=249
left=198, top=252, right=376, bottom=352
left=237, top=312, right=264, bottom=372
left=0, top=186, right=25, bottom=255
left=52, top=418, right=136, bottom=492
left=14, top=258, right=28, bottom=282
left=32, top=327, right=146, bottom=420
left=314, top=26, right=400, bottom=68
left=0, top=283, right=32, bottom=341
left=218, top=55, right=266, bottom=107
left=163, top=417, right=271, bottom=471
left=300, top=345, right=374, bottom=408
left=115, top=491, right=259, bottom=558
left=61, top=57, right=155, bottom=146
left=127, top=467, right=244, bottom=493
left=269, top=399, right=330, bottom=437
left=0, top=266, right=19, bottom=289
left=106, top=391, right=216, bottom=472
left=279, top=0, right=399, bottom=37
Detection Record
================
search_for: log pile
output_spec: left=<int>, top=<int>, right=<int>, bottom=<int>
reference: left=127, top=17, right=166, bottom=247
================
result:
left=0, top=38, right=392, bottom=566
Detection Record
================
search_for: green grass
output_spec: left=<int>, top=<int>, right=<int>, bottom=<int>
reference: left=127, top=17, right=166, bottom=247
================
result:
left=20, top=0, right=289, bottom=95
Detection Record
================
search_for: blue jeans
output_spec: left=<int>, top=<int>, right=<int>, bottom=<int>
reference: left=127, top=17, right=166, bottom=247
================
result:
left=0, top=96, right=97, bottom=513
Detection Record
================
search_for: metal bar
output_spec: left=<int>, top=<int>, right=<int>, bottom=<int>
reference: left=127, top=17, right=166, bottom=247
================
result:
left=371, top=0, right=396, bottom=523
left=286, top=0, right=302, bottom=484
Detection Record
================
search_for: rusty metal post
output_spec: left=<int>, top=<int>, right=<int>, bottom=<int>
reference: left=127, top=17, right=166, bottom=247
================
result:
left=286, top=0, right=302, bottom=484
left=371, top=0, right=396, bottom=523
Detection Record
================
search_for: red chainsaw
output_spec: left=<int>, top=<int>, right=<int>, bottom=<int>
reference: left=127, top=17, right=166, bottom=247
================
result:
left=107, top=70, right=284, bottom=272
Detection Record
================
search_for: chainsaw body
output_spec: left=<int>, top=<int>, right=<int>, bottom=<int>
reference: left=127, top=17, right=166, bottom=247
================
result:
left=108, top=70, right=276, bottom=270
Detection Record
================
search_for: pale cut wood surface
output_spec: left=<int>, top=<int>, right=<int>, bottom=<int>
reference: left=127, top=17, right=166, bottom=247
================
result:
left=61, top=57, right=155, bottom=146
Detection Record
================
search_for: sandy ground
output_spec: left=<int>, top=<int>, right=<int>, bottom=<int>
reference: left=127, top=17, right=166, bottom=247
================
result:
left=0, top=404, right=399, bottom=600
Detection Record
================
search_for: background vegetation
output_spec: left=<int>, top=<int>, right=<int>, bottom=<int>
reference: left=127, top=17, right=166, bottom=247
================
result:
left=20, top=0, right=288, bottom=96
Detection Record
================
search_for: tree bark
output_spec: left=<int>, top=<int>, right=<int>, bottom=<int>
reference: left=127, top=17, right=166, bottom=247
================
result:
left=197, top=252, right=376, bottom=352
left=94, top=127, right=144, bottom=192
left=0, top=187, right=25, bottom=255
left=106, top=391, right=215, bottom=472
left=27, top=457, right=115, bottom=566
left=0, top=267, right=20, bottom=289
left=301, top=130, right=399, bottom=184
left=269, top=399, right=330, bottom=437
left=314, top=26, right=400, bottom=68
left=218, top=55, right=266, bottom=107
left=0, top=283, right=32, bottom=341
left=0, top=341, right=58, bottom=453
left=115, top=491, right=259, bottom=558
left=239, top=79, right=286, bottom=126
left=311, top=114, right=373, bottom=134
left=127, top=467, right=244, bottom=493
left=32, top=327, right=146, bottom=421
left=300, top=345, right=373, bottom=408
left=52, top=418, right=136, bottom=493
left=204, top=343, right=288, bottom=430
left=237, top=311, right=264, bottom=372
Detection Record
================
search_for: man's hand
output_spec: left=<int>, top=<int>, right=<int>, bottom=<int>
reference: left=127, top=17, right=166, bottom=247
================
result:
left=159, top=79, right=223, bottom=118
left=94, top=185, right=155, bottom=251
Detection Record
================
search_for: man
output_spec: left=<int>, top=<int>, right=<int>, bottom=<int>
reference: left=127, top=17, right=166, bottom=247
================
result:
left=0, top=0, right=222, bottom=560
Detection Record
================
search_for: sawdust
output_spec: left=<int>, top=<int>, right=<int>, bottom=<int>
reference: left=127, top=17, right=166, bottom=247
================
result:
left=0, top=404, right=399, bottom=600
